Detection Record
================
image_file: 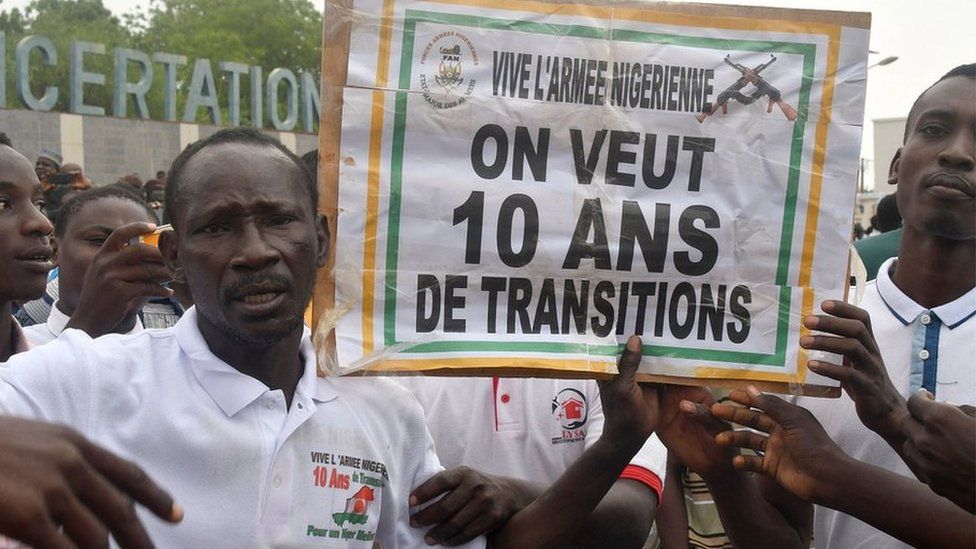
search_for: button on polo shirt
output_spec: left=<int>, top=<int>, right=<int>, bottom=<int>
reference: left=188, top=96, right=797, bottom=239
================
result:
left=0, top=308, right=485, bottom=548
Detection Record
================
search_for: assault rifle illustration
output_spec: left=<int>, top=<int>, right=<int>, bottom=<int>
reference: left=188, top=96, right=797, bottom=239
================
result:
left=697, top=54, right=798, bottom=123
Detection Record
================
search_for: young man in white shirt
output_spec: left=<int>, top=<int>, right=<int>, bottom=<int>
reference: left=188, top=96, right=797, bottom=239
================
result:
left=0, top=128, right=669, bottom=548
left=793, top=63, right=975, bottom=547
left=632, top=64, right=975, bottom=549
left=0, top=135, right=54, bottom=360
left=24, top=185, right=170, bottom=346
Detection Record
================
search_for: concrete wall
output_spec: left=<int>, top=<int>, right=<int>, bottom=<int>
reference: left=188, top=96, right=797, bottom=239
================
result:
left=1, top=107, right=318, bottom=186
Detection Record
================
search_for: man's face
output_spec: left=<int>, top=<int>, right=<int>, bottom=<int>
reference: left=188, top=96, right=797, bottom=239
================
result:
left=165, top=143, right=327, bottom=346
left=34, top=157, right=58, bottom=180
left=893, top=76, right=976, bottom=240
left=0, top=147, right=54, bottom=302
left=55, top=197, right=157, bottom=314
left=147, top=187, right=165, bottom=204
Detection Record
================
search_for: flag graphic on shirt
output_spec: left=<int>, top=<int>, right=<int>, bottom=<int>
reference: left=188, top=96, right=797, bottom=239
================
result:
left=332, top=486, right=374, bottom=526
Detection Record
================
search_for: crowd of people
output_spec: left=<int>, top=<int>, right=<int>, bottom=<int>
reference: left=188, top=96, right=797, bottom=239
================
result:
left=0, top=63, right=971, bottom=548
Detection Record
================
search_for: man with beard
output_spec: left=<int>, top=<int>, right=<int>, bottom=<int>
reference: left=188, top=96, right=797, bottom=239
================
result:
left=0, top=128, right=665, bottom=547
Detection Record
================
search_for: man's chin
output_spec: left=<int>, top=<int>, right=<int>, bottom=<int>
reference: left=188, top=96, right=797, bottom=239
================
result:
left=921, top=215, right=976, bottom=241
left=225, top=317, right=305, bottom=347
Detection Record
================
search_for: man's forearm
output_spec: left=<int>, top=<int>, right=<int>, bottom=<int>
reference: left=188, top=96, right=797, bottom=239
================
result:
left=817, top=456, right=975, bottom=548
left=705, top=471, right=810, bottom=549
left=491, top=435, right=648, bottom=549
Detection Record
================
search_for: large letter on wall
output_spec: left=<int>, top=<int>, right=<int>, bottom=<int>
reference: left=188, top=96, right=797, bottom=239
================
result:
left=266, top=68, right=298, bottom=131
left=0, top=31, right=6, bottom=107
left=153, top=52, right=187, bottom=122
left=113, top=48, right=153, bottom=118
left=220, top=61, right=249, bottom=127
left=69, top=41, right=106, bottom=116
left=15, top=35, right=59, bottom=111
left=183, top=58, right=221, bottom=124
left=301, top=71, right=321, bottom=133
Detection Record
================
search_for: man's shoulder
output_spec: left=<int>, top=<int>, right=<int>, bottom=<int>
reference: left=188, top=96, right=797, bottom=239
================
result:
left=21, top=322, right=54, bottom=346
left=24, top=326, right=182, bottom=371
left=328, top=376, right=428, bottom=422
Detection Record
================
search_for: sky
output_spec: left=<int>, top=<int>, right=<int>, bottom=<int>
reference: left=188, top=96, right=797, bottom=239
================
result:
left=4, top=0, right=974, bottom=183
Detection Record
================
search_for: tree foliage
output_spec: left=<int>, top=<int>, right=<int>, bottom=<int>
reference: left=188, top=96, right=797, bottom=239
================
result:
left=1, top=0, right=322, bottom=127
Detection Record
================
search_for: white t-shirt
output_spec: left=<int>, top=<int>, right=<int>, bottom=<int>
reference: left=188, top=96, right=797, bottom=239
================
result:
left=22, top=300, right=144, bottom=346
left=799, top=258, right=976, bottom=549
left=395, top=376, right=667, bottom=497
left=0, top=307, right=484, bottom=549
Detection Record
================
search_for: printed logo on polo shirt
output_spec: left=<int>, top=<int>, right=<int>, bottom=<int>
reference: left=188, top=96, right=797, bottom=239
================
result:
left=306, top=450, right=388, bottom=543
left=333, top=486, right=374, bottom=526
left=551, top=388, right=587, bottom=445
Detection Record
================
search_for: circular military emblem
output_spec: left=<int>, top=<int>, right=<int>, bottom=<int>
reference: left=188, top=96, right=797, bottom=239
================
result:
left=419, top=30, right=479, bottom=109
left=551, top=388, right=588, bottom=431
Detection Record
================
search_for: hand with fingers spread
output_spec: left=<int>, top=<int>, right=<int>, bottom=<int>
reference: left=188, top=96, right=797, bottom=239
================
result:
left=712, top=387, right=848, bottom=503
left=408, top=467, right=526, bottom=546
left=901, top=390, right=976, bottom=513
left=714, top=387, right=976, bottom=548
left=0, top=416, right=182, bottom=548
left=654, top=385, right=736, bottom=481
left=800, top=300, right=907, bottom=446
left=65, top=222, right=174, bottom=338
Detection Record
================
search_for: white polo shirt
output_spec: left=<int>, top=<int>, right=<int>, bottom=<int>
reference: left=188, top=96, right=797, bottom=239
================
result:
left=798, top=257, right=976, bottom=549
left=0, top=308, right=484, bottom=548
left=395, top=377, right=667, bottom=498
left=22, top=300, right=144, bottom=347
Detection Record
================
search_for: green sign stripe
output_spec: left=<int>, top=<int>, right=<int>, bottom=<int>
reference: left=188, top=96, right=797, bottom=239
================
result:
left=401, top=340, right=786, bottom=365
left=401, top=10, right=609, bottom=40
left=775, top=52, right=816, bottom=285
left=610, top=29, right=813, bottom=55
left=383, top=10, right=820, bottom=366
left=383, top=90, right=409, bottom=345
left=774, top=284, right=792, bottom=358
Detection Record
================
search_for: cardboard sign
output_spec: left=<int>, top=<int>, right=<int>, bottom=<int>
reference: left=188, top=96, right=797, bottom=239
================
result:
left=315, top=0, right=870, bottom=395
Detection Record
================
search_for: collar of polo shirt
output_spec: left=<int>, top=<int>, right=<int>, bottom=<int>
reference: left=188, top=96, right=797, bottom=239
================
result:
left=175, top=307, right=338, bottom=416
left=876, top=258, right=976, bottom=328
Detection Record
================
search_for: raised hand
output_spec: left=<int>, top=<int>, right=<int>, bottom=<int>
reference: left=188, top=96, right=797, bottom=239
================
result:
left=0, top=416, right=182, bottom=548
left=712, top=387, right=848, bottom=503
left=654, top=385, right=736, bottom=480
left=800, top=300, right=907, bottom=445
left=901, top=390, right=976, bottom=513
left=597, top=335, right=661, bottom=447
left=65, top=222, right=173, bottom=338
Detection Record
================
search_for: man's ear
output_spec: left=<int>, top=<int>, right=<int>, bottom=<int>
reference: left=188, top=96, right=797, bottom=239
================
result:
left=51, top=236, right=59, bottom=267
left=158, top=230, right=186, bottom=284
left=887, top=148, right=902, bottom=186
left=315, top=214, right=330, bottom=268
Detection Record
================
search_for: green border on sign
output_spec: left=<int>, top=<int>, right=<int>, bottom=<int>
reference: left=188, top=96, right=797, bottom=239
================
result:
left=381, top=10, right=816, bottom=366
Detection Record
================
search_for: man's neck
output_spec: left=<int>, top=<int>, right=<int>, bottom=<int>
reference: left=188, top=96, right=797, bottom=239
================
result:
left=892, top=227, right=976, bottom=309
left=196, top=315, right=304, bottom=406
left=0, top=302, right=12, bottom=362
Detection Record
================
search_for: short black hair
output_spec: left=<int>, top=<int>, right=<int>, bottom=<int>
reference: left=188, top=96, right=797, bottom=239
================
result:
left=875, top=193, right=901, bottom=233
left=904, top=63, right=976, bottom=143
left=55, top=185, right=156, bottom=237
left=164, top=128, right=317, bottom=231
left=0, top=132, right=11, bottom=147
